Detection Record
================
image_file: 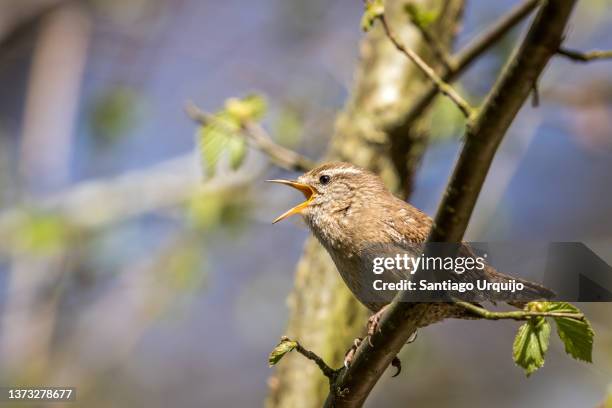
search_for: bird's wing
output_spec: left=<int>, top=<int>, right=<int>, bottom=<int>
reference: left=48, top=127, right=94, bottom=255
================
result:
left=381, top=197, right=432, bottom=244
left=380, top=198, right=554, bottom=303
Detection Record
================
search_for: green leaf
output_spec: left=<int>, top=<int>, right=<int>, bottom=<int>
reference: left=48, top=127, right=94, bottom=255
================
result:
left=195, top=94, right=266, bottom=176
left=197, top=124, right=226, bottom=177
left=545, top=302, right=594, bottom=363
left=225, top=94, right=267, bottom=122
left=513, top=317, right=551, bottom=376
left=226, top=135, right=248, bottom=170
left=269, top=338, right=297, bottom=367
left=196, top=113, right=238, bottom=177
left=361, top=0, right=384, bottom=32
left=404, top=3, right=439, bottom=28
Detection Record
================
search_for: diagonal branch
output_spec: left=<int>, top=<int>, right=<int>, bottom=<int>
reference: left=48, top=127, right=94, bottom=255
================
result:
left=324, top=2, right=576, bottom=407
left=557, top=47, right=612, bottom=62
left=185, top=101, right=315, bottom=172
left=379, top=15, right=475, bottom=118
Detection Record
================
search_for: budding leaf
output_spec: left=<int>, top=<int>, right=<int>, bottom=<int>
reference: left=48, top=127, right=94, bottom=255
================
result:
left=269, top=338, right=297, bottom=367
left=197, top=122, right=226, bottom=177
left=404, top=3, right=439, bottom=28
left=197, top=113, right=239, bottom=177
left=361, top=0, right=384, bottom=32
left=226, top=135, right=248, bottom=170
left=195, top=94, right=266, bottom=176
left=513, top=317, right=551, bottom=376
left=545, top=302, right=594, bottom=363
left=225, top=94, right=267, bottom=122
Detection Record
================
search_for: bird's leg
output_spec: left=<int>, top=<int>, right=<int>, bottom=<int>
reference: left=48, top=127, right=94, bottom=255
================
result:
left=366, top=304, right=389, bottom=346
left=343, top=337, right=363, bottom=368
left=344, top=337, right=402, bottom=377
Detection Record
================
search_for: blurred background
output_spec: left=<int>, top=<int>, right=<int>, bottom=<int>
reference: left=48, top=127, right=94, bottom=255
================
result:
left=0, top=0, right=611, bottom=407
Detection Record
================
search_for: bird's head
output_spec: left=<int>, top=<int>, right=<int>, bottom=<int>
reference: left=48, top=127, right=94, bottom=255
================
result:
left=268, top=162, right=386, bottom=225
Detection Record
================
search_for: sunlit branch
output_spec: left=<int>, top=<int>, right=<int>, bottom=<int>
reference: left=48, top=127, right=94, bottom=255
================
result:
left=379, top=15, right=474, bottom=118
left=455, top=301, right=585, bottom=321
left=185, top=101, right=315, bottom=172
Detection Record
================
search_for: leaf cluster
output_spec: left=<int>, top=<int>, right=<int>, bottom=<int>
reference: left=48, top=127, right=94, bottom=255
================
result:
left=513, top=302, right=594, bottom=376
left=197, top=94, right=267, bottom=177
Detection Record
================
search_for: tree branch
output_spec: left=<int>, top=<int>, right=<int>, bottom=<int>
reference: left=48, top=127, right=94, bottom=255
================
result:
left=280, top=336, right=339, bottom=381
left=185, top=101, right=315, bottom=172
left=455, top=301, right=585, bottom=321
left=406, top=7, right=453, bottom=70
left=390, top=0, right=540, bottom=133
left=324, top=2, right=576, bottom=406
left=379, top=15, right=475, bottom=118
left=557, top=47, right=612, bottom=62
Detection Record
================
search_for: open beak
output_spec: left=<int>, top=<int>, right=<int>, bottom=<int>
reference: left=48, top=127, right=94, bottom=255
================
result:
left=267, top=179, right=316, bottom=223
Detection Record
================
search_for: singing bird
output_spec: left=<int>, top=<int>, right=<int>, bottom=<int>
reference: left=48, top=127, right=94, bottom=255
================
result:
left=269, top=162, right=553, bottom=339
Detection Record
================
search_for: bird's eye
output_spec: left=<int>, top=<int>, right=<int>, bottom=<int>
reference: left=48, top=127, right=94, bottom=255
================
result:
left=319, top=174, right=331, bottom=185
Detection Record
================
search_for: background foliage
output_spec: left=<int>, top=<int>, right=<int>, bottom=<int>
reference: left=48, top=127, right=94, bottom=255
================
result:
left=0, top=0, right=611, bottom=407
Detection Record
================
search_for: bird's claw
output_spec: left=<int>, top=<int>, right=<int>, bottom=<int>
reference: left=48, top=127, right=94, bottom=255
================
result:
left=367, top=315, right=380, bottom=346
left=344, top=337, right=401, bottom=378
left=366, top=305, right=388, bottom=346
left=343, top=337, right=363, bottom=368
left=391, top=356, right=402, bottom=377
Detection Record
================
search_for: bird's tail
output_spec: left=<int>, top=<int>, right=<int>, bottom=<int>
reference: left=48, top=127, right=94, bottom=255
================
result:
left=487, top=266, right=555, bottom=305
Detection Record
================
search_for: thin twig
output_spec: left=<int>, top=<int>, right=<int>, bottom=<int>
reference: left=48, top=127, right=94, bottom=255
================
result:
left=185, top=101, right=315, bottom=172
left=241, top=121, right=315, bottom=172
left=406, top=11, right=453, bottom=70
left=558, top=47, right=612, bottom=62
left=455, top=301, right=585, bottom=321
left=281, top=336, right=339, bottom=381
left=379, top=15, right=474, bottom=119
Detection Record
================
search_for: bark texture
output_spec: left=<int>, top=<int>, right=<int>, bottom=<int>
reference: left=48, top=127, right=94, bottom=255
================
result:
left=266, top=1, right=464, bottom=407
